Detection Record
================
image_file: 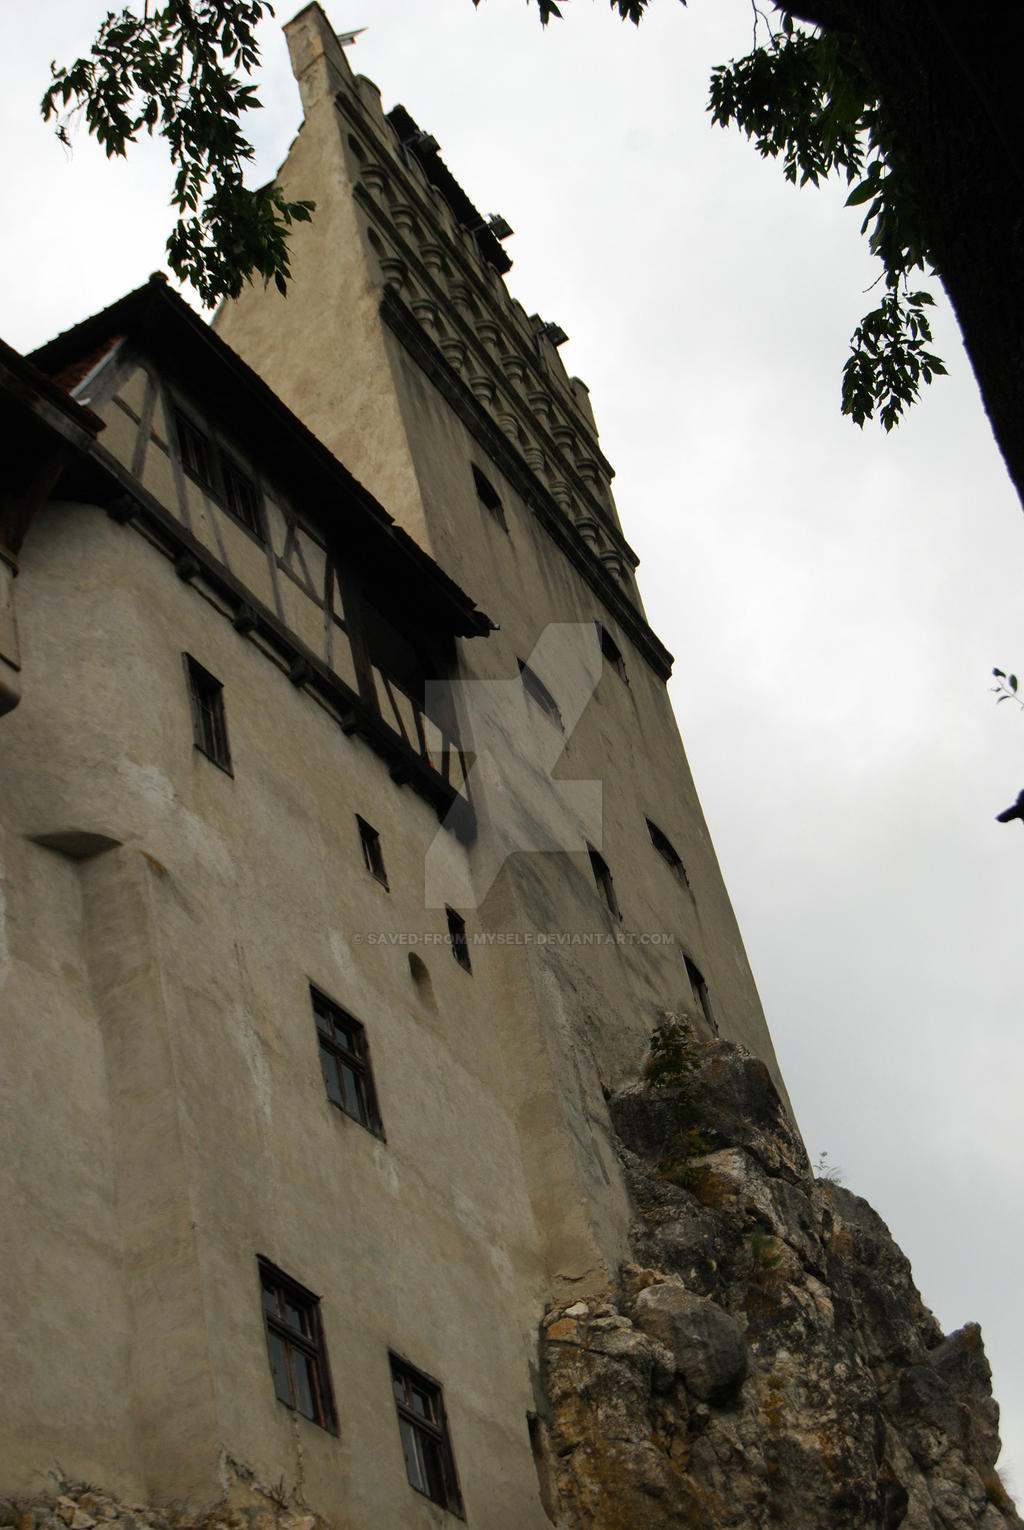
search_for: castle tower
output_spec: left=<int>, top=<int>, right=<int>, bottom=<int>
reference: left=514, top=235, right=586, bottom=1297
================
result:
left=215, top=0, right=792, bottom=1258
left=0, top=8, right=793, bottom=1526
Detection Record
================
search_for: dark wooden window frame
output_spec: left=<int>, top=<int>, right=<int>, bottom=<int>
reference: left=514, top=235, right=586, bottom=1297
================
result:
left=356, top=814, right=389, bottom=889
left=587, top=842, right=621, bottom=921
left=445, top=906, right=472, bottom=973
left=183, top=653, right=232, bottom=774
left=173, top=407, right=265, bottom=541
left=389, top=1354, right=464, bottom=1516
left=258, top=1259, right=337, bottom=1433
left=646, top=817, right=688, bottom=885
left=311, top=985, right=384, bottom=1137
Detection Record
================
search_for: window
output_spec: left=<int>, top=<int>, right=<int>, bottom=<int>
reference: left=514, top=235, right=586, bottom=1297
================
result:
left=472, top=464, right=508, bottom=531
left=357, top=815, right=389, bottom=888
left=258, top=1260, right=336, bottom=1432
left=175, top=410, right=215, bottom=489
left=597, top=622, right=628, bottom=683
left=684, top=957, right=718, bottom=1036
left=390, top=1355, right=464, bottom=1515
left=311, top=987, right=384, bottom=1135
left=173, top=409, right=264, bottom=539
left=646, top=818, right=688, bottom=884
left=587, top=842, right=621, bottom=920
left=518, top=659, right=562, bottom=729
left=221, top=457, right=263, bottom=534
left=184, top=654, right=232, bottom=773
left=445, top=907, right=471, bottom=972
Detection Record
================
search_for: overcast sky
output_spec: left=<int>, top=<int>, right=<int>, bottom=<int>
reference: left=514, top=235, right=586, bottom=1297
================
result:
left=3, top=0, right=1022, bottom=1499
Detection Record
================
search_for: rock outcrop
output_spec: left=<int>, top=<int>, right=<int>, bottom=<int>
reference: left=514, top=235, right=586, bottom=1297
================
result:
left=0, top=1486, right=323, bottom=1530
left=536, top=1033, right=1020, bottom=1530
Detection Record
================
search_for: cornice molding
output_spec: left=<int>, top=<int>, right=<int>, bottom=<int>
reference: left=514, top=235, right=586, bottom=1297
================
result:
left=379, top=287, right=674, bottom=682
left=335, top=88, right=615, bottom=486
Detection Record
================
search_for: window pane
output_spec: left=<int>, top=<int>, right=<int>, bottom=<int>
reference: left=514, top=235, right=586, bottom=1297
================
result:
left=399, top=1418, right=428, bottom=1493
left=319, top=1042, right=344, bottom=1106
left=335, top=1021, right=358, bottom=1053
left=267, top=1331, right=291, bottom=1406
left=199, top=697, right=217, bottom=756
left=340, top=1061, right=365, bottom=1123
left=292, top=1350, right=317, bottom=1421
left=419, top=1430, right=445, bottom=1501
left=283, top=1299, right=309, bottom=1335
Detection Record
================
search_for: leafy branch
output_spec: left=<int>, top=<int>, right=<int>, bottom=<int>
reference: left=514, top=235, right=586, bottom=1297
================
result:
left=41, top=1, right=314, bottom=306
left=708, top=15, right=945, bottom=430
left=992, top=668, right=1024, bottom=710
left=474, top=0, right=664, bottom=24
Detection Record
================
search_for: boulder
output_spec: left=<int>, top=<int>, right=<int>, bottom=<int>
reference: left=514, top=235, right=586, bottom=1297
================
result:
left=632, top=1283, right=747, bottom=1403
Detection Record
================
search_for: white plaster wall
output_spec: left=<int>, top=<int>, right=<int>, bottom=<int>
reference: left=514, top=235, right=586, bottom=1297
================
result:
left=0, top=502, right=558, bottom=1525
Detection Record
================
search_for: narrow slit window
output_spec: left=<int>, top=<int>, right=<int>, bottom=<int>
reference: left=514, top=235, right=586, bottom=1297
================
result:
left=390, top=1355, right=464, bottom=1516
left=258, top=1260, right=336, bottom=1432
left=184, top=654, right=232, bottom=773
left=311, top=986, right=384, bottom=1136
left=518, top=659, right=562, bottom=729
left=357, top=815, right=389, bottom=888
left=596, top=622, right=628, bottom=683
left=472, top=465, right=508, bottom=531
left=587, top=842, right=621, bottom=920
left=646, top=818, right=688, bottom=884
left=684, top=956, right=718, bottom=1036
left=445, top=906, right=472, bottom=972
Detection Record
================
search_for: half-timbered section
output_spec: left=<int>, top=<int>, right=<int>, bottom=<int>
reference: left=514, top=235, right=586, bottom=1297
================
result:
left=31, top=275, right=487, bottom=827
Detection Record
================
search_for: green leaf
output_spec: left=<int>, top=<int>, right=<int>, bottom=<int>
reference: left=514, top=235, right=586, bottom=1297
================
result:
left=845, top=176, right=879, bottom=206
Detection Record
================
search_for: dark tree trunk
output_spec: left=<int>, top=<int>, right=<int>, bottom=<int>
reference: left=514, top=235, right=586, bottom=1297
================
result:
left=787, top=0, right=1024, bottom=510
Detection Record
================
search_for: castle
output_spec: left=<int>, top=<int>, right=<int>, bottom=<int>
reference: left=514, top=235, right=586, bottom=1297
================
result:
left=0, top=7, right=791, bottom=1523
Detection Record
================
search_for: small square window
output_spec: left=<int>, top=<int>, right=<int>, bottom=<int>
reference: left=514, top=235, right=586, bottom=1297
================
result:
left=587, top=842, right=621, bottom=921
left=445, top=907, right=472, bottom=973
left=646, top=818, right=688, bottom=884
left=311, top=986, right=384, bottom=1136
left=518, top=659, right=562, bottom=730
left=390, top=1355, right=464, bottom=1516
left=357, top=815, right=389, bottom=888
left=184, top=654, right=232, bottom=773
left=596, top=622, right=628, bottom=683
left=258, top=1260, right=336, bottom=1432
left=684, top=956, right=718, bottom=1036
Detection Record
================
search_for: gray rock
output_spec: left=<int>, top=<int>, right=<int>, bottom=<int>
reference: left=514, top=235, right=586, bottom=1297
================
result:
left=632, top=1283, right=747, bottom=1403
left=539, top=1030, right=1023, bottom=1529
